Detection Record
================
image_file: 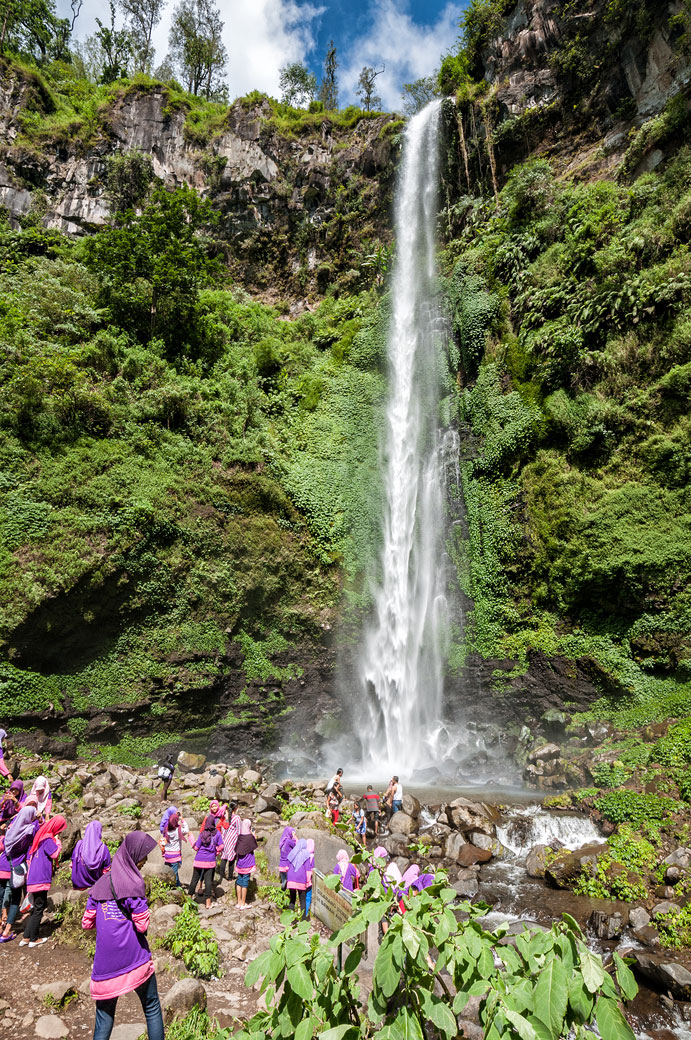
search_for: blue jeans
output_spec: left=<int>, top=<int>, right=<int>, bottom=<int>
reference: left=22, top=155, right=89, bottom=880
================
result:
left=93, top=973, right=163, bottom=1040
left=392, top=800, right=402, bottom=814
left=166, top=860, right=181, bottom=887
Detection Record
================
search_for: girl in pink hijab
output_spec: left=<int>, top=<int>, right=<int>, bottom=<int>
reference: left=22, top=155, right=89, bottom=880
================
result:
left=333, top=849, right=359, bottom=892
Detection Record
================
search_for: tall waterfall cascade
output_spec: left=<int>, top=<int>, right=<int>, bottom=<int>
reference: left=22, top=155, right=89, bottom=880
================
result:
left=359, top=100, right=450, bottom=774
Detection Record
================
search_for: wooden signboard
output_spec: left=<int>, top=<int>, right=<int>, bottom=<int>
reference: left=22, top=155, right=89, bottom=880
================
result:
left=311, top=868, right=353, bottom=931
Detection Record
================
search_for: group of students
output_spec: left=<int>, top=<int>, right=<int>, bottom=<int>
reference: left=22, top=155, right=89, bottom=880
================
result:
left=324, top=768, right=404, bottom=839
left=159, top=798, right=258, bottom=909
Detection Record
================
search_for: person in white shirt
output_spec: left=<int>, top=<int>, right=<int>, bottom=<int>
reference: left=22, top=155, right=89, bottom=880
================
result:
left=324, top=768, right=344, bottom=809
left=390, top=776, right=403, bottom=814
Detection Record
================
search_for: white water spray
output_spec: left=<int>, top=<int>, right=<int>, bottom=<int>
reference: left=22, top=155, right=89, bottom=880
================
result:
left=359, top=101, right=448, bottom=774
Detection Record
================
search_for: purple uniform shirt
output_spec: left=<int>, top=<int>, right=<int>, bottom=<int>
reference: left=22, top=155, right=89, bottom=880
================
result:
left=27, top=837, right=59, bottom=890
left=192, top=831, right=222, bottom=868
left=86, top=896, right=152, bottom=980
left=333, top=862, right=359, bottom=892
left=279, top=836, right=296, bottom=872
left=71, top=842, right=112, bottom=890
left=0, top=819, right=40, bottom=875
left=287, top=854, right=314, bottom=888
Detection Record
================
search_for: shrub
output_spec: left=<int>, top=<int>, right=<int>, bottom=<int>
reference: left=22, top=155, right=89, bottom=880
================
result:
left=593, top=791, right=679, bottom=826
left=160, top=900, right=220, bottom=979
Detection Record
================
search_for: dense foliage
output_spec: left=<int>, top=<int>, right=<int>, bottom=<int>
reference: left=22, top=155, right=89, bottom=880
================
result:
left=234, top=863, right=637, bottom=1040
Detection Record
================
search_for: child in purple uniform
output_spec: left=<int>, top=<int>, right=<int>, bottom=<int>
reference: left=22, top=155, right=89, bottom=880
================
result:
left=82, top=831, right=163, bottom=1040
left=235, top=819, right=258, bottom=909
left=188, top=817, right=222, bottom=908
left=0, top=798, right=39, bottom=943
left=72, top=821, right=112, bottom=891
left=22, top=814, right=66, bottom=946
left=333, top=849, right=359, bottom=892
left=286, top=838, right=314, bottom=919
left=278, top=826, right=296, bottom=891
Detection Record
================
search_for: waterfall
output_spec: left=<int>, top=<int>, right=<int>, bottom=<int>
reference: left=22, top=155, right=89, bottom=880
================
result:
left=359, top=100, right=448, bottom=775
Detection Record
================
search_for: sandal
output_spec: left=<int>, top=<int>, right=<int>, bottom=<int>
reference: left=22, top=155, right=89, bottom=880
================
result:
left=0, top=933, right=15, bottom=943
left=29, top=938, right=48, bottom=947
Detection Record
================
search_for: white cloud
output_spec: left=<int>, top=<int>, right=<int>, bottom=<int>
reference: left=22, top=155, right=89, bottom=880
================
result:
left=58, top=0, right=323, bottom=99
left=339, top=0, right=463, bottom=111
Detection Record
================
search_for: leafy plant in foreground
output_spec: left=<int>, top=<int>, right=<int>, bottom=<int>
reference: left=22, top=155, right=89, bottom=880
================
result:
left=234, top=856, right=637, bottom=1040
left=160, top=899, right=220, bottom=979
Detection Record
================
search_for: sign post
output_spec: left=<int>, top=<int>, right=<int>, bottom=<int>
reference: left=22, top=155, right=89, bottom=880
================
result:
left=311, top=869, right=364, bottom=969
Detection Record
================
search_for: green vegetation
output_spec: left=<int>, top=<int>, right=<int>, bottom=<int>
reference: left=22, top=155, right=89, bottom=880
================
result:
left=442, top=147, right=691, bottom=724
left=235, top=858, right=637, bottom=1040
left=160, top=900, right=220, bottom=979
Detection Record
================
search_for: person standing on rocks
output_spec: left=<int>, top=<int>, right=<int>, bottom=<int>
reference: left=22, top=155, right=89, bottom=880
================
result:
left=353, top=802, right=367, bottom=845
left=278, top=825, right=296, bottom=890
left=0, top=729, right=11, bottom=780
left=218, top=801, right=240, bottom=882
left=325, top=768, right=343, bottom=809
left=235, top=819, right=258, bottom=909
left=29, top=776, right=52, bottom=821
left=384, top=776, right=403, bottom=815
left=159, top=811, right=191, bottom=888
left=286, top=838, right=314, bottom=919
left=82, top=831, right=164, bottom=1040
left=0, top=779, right=24, bottom=830
left=0, top=797, right=39, bottom=943
left=333, top=849, right=359, bottom=891
left=72, top=821, right=112, bottom=891
left=189, top=817, right=222, bottom=909
left=363, top=785, right=381, bottom=836
left=22, top=814, right=67, bottom=947
left=157, top=754, right=176, bottom=803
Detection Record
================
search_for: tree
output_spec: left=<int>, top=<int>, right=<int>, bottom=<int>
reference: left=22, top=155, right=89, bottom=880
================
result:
left=318, top=39, right=338, bottom=111
left=401, top=74, right=439, bottom=116
left=356, top=64, right=384, bottom=111
left=117, top=0, right=165, bottom=73
left=105, top=150, right=155, bottom=214
left=0, top=0, right=71, bottom=61
left=84, top=183, right=222, bottom=360
left=94, top=1, right=135, bottom=83
left=278, top=61, right=316, bottom=107
left=169, top=0, right=228, bottom=101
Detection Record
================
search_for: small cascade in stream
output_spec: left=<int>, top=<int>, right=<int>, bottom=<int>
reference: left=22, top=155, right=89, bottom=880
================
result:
left=358, top=100, right=449, bottom=775
left=496, top=804, right=602, bottom=857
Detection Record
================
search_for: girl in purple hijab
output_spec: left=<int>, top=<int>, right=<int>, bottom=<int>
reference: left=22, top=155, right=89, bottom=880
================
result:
left=83, top=831, right=163, bottom=1040
left=0, top=780, right=24, bottom=829
left=278, top=826, right=296, bottom=890
left=72, top=821, right=111, bottom=891
left=287, top=838, right=314, bottom=919
left=0, top=800, right=39, bottom=942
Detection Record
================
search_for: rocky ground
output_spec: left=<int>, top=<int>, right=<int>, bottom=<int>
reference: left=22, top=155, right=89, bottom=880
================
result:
left=1, top=751, right=691, bottom=1039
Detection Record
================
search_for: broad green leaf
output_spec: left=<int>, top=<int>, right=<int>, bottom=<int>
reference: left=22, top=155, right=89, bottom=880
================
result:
left=374, top=945, right=401, bottom=998
left=468, top=979, right=491, bottom=997
left=526, top=1015, right=552, bottom=1040
left=596, top=997, right=636, bottom=1040
left=503, top=1008, right=539, bottom=1040
left=384, top=1007, right=424, bottom=1040
left=568, top=974, right=594, bottom=1023
left=286, top=963, right=313, bottom=1001
left=561, top=912, right=583, bottom=937
left=401, top=917, right=420, bottom=958
left=613, top=953, right=638, bottom=1002
left=578, top=941, right=606, bottom=994
left=285, top=939, right=308, bottom=968
left=534, top=954, right=568, bottom=1036
left=245, top=950, right=272, bottom=988
left=419, top=991, right=457, bottom=1037
left=344, top=944, right=363, bottom=974
left=507, top=978, right=535, bottom=1015
left=319, top=1027, right=361, bottom=1040
left=294, top=1018, right=314, bottom=1040
left=453, top=991, right=470, bottom=1014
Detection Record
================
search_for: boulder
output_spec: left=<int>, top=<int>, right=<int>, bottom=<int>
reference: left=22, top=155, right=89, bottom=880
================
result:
left=631, top=952, right=691, bottom=1000
left=34, top=1016, right=69, bottom=1039
left=254, top=796, right=282, bottom=815
left=35, top=982, right=77, bottom=1005
left=242, top=769, right=262, bottom=785
left=57, top=818, right=81, bottom=861
left=588, top=909, right=626, bottom=940
left=203, top=775, right=224, bottom=798
left=110, top=1026, right=148, bottom=1040
left=453, top=870, right=479, bottom=899
left=457, top=844, right=492, bottom=867
left=388, top=812, right=416, bottom=836
left=288, top=810, right=331, bottom=831
left=528, top=743, right=561, bottom=764
left=401, top=794, right=421, bottom=819
left=177, top=752, right=206, bottom=772
left=162, top=978, right=207, bottom=1024
left=545, top=843, right=607, bottom=889
left=525, top=845, right=549, bottom=878
left=662, top=847, right=691, bottom=871
left=652, top=901, right=681, bottom=917
left=629, top=907, right=651, bottom=931
left=468, top=831, right=492, bottom=851
left=664, top=865, right=682, bottom=885
left=444, top=832, right=467, bottom=863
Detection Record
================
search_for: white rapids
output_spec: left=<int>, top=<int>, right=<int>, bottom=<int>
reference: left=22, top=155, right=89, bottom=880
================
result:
left=496, top=804, right=602, bottom=857
left=358, top=100, right=449, bottom=774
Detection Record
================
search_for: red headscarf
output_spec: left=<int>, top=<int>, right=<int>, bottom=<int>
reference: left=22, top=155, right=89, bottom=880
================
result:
left=28, top=814, right=66, bottom=856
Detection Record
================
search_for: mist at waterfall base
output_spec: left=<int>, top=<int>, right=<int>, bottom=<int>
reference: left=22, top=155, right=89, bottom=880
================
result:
left=321, top=101, right=519, bottom=789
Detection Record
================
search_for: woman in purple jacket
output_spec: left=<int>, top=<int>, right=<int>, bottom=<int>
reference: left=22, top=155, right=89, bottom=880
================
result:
left=188, top=817, right=222, bottom=908
left=72, top=821, right=112, bottom=891
left=333, top=849, right=359, bottom=892
left=22, top=814, right=66, bottom=946
left=278, top=826, right=296, bottom=891
left=235, top=819, right=258, bottom=909
left=0, top=799, right=39, bottom=943
left=82, top=831, right=162, bottom=1040
left=286, top=838, right=314, bottom=919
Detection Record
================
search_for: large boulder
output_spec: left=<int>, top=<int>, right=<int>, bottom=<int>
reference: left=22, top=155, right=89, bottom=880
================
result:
left=631, top=951, right=691, bottom=1000
left=588, top=909, right=626, bottom=940
left=288, top=810, right=331, bottom=831
left=264, top=826, right=353, bottom=876
left=162, top=978, right=207, bottom=1024
left=525, top=845, right=549, bottom=878
left=388, top=812, right=416, bottom=836
left=255, top=795, right=283, bottom=815
left=444, top=832, right=467, bottom=863
left=401, top=794, right=421, bottom=819
left=177, top=752, right=206, bottom=772
left=545, top=843, right=607, bottom=889
left=662, top=847, right=691, bottom=871
left=458, top=845, right=492, bottom=867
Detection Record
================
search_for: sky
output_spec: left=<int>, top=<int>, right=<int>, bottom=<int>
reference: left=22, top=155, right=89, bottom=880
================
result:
left=56, top=0, right=468, bottom=110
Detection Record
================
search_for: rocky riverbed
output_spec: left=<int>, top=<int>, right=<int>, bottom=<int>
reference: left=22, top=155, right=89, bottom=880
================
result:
left=1, top=752, right=691, bottom=1039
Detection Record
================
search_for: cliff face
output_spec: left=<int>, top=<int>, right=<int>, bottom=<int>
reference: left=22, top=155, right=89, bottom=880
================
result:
left=0, top=71, right=399, bottom=297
